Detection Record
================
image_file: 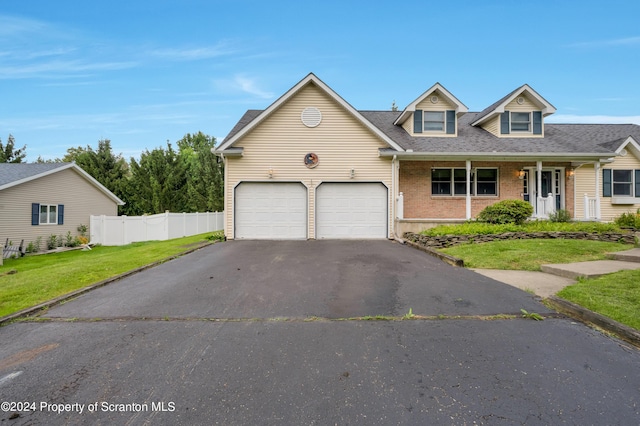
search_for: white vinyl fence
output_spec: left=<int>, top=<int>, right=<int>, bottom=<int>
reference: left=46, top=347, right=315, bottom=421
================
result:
left=90, top=211, right=224, bottom=246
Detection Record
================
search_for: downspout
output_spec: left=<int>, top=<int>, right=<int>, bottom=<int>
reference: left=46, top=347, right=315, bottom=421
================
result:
left=212, top=150, right=228, bottom=239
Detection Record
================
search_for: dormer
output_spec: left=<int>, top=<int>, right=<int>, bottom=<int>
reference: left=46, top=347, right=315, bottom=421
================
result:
left=471, top=84, right=556, bottom=138
left=394, top=83, right=468, bottom=137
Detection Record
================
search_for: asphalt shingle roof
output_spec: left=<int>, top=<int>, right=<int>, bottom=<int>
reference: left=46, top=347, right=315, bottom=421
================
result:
left=221, top=108, right=640, bottom=156
left=0, top=163, right=70, bottom=187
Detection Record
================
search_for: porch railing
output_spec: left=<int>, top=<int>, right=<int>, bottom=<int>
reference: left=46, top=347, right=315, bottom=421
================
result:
left=583, top=194, right=601, bottom=220
left=536, top=193, right=556, bottom=218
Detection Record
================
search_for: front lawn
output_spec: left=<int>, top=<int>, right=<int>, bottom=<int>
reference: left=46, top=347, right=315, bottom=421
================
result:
left=440, top=239, right=630, bottom=271
left=438, top=235, right=639, bottom=331
left=557, top=270, right=640, bottom=330
left=0, top=232, right=221, bottom=319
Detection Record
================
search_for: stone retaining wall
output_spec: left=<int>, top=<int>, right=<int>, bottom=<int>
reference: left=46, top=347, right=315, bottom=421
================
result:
left=403, top=231, right=638, bottom=249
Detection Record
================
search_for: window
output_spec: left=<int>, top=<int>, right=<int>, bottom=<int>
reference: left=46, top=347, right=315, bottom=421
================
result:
left=39, top=204, right=58, bottom=224
left=613, top=170, right=633, bottom=196
left=476, top=169, right=498, bottom=195
left=511, top=112, right=531, bottom=132
left=431, top=168, right=498, bottom=196
left=424, top=111, right=445, bottom=132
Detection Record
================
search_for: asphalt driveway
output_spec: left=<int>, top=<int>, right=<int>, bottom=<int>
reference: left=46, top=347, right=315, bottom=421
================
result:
left=42, top=240, right=551, bottom=320
left=2, top=240, right=639, bottom=425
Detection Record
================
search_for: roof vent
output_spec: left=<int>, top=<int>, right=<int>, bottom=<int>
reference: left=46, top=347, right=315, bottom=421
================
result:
left=301, top=107, right=322, bottom=128
left=430, top=96, right=439, bottom=104
left=516, top=96, right=525, bottom=105
left=620, top=148, right=628, bottom=156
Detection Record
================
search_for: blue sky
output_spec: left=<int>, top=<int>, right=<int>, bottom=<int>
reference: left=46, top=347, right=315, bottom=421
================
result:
left=1, top=0, right=639, bottom=161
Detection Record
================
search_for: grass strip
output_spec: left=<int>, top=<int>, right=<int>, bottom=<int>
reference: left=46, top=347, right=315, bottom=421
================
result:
left=0, top=232, right=220, bottom=318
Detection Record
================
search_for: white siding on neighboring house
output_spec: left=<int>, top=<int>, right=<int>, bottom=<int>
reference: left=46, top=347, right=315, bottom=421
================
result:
left=223, top=82, right=393, bottom=239
left=0, top=168, right=119, bottom=247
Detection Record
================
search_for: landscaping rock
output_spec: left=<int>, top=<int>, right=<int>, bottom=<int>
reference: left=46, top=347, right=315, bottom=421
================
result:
left=403, top=231, right=637, bottom=249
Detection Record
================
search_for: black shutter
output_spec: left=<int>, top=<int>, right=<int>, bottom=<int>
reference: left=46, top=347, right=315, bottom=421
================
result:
left=446, top=110, right=455, bottom=134
left=602, top=169, right=612, bottom=197
left=32, top=203, right=40, bottom=226
left=58, top=204, right=64, bottom=225
left=635, top=170, right=640, bottom=197
left=500, top=111, right=510, bottom=134
left=413, top=110, right=423, bottom=133
left=533, top=111, right=542, bottom=134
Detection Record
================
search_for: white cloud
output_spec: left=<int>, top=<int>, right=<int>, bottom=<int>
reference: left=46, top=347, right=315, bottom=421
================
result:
left=547, top=114, right=640, bottom=125
left=566, top=36, right=640, bottom=48
left=151, top=42, right=236, bottom=61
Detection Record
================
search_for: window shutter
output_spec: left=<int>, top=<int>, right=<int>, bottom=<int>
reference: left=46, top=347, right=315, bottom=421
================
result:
left=602, top=169, right=612, bottom=197
left=414, top=110, right=423, bottom=133
left=446, top=110, right=455, bottom=134
left=500, top=111, right=510, bottom=134
left=635, top=170, right=640, bottom=197
left=58, top=204, right=64, bottom=225
left=533, top=111, right=542, bottom=134
left=32, top=203, right=40, bottom=226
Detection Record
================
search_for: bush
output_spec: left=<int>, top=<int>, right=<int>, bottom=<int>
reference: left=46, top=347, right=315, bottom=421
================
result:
left=477, top=199, right=534, bottom=225
left=614, top=209, right=640, bottom=229
left=47, top=234, right=58, bottom=250
left=549, top=209, right=572, bottom=223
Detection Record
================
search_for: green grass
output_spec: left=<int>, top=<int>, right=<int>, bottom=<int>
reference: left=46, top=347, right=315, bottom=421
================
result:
left=0, top=232, right=221, bottom=318
left=421, top=221, right=621, bottom=236
left=557, top=270, right=640, bottom=330
left=440, top=239, right=631, bottom=271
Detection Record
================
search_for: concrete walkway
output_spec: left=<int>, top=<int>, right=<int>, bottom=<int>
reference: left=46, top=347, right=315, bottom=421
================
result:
left=473, top=247, right=640, bottom=298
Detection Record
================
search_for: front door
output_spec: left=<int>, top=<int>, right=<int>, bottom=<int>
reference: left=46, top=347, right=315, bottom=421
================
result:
left=523, top=169, right=563, bottom=216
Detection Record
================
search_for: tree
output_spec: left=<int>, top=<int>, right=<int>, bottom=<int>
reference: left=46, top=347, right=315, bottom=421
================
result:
left=62, top=139, right=131, bottom=214
left=0, top=134, right=26, bottom=163
left=128, top=142, right=188, bottom=214
left=177, top=132, right=223, bottom=212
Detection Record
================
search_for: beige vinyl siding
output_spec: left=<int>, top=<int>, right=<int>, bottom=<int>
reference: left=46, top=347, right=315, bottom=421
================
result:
left=573, top=155, right=640, bottom=221
left=481, top=115, right=500, bottom=136
left=0, top=168, right=118, bottom=248
left=600, top=155, right=640, bottom=220
left=224, top=82, right=393, bottom=239
left=574, top=163, right=595, bottom=219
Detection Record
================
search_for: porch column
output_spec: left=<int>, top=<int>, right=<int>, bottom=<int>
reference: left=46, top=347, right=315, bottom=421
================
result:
left=536, top=160, right=543, bottom=218
left=594, top=162, right=601, bottom=219
left=466, top=160, right=472, bottom=219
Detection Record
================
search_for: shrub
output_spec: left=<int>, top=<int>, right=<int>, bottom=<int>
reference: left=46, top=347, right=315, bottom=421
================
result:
left=614, top=209, right=640, bottom=229
left=47, top=234, right=58, bottom=250
left=549, top=209, right=572, bottom=223
left=477, top=199, right=534, bottom=225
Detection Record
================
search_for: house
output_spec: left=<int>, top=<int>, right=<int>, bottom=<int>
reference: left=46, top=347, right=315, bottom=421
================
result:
left=214, top=73, right=640, bottom=240
left=0, top=162, right=124, bottom=250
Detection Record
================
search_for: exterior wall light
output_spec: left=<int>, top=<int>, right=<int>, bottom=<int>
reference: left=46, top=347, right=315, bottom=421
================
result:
left=350, top=168, right=355, bottom=179
left=268, top=167, right=274, bottom=178
left=518, top=169, right=526, bottom=179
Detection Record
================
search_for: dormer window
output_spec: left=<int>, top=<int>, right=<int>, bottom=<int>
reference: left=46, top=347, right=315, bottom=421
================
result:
left=511, top=112, right=531, bottom=132
left=425, top=111, right=445, bottom=132
left=500, top=110, right=542, bottom=135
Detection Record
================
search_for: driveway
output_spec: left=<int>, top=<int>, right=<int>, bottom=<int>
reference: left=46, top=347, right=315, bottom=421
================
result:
left=1, top=240, right=639, bottom=425
left=41, top=240, right=550, bottom=319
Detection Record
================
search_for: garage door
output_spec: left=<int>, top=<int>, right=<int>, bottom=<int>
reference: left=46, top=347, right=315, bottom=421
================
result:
left=235, top=182, right=307, bottom=239
left=316, top=183, right=388, bottom=239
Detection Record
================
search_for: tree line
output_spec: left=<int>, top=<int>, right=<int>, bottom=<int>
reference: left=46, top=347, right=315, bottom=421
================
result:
left=0, top=132, right=224, bottom=215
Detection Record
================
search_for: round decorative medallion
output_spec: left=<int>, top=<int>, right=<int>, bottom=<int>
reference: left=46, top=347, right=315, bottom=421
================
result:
left=304, top=153, right=319, bottom=168
left=517, top=96, right=525, bottom=105
left=301, top=107, right=322, bottom=127
left=430, top=95, right=439, bottom=104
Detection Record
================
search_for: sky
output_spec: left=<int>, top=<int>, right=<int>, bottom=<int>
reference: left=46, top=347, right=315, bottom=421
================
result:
left=1, top=0, right=639, bottom=162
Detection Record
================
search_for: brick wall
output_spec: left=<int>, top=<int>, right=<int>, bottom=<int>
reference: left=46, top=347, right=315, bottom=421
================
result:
left=399, top=161, right=575, bottom=219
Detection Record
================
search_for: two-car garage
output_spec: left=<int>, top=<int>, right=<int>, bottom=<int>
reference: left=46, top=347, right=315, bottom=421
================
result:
left=234, top=182, right=388, bottom=240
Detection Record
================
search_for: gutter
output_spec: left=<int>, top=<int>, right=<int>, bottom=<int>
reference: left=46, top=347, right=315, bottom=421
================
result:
left=379, top=150, right=616, bottom=162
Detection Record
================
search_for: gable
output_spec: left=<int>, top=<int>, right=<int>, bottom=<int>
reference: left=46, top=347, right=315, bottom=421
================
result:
left=217, top=73, right=402, bottom=152
left=231, top=82, right=392, bottom=166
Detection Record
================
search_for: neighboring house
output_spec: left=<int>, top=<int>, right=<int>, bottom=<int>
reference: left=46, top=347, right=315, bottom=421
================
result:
left=214, top=73, right=640, bottom=240
left=0, top=162, right=124, bottom=249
